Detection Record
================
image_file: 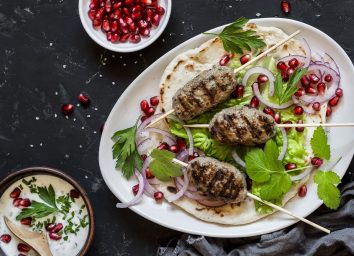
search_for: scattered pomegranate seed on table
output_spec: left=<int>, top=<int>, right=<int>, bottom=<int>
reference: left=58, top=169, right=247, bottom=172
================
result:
left=298, top=185, right=307, bottom=197
left=281, top=0, right=291, bottom=14
left=61, top=104, right=74, bottom=115
left=0, top=234, right=11, bottom=244
left=78, top=93, right=90, bottom=106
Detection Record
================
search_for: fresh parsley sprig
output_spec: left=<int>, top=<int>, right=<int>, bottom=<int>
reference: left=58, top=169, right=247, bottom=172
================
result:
left=149, top=149, right=182, bottom=181
left=16, top=201, right=58, bottom=221
left=205, top=17, right=266, bottom=54
left=111, top=119, right=143, bottom=179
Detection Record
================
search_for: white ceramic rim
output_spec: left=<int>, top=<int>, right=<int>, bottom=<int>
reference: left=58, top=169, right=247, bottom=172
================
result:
left=99, top=18, right=354, bottom=237
left=78, top=0, right=172, bottom=52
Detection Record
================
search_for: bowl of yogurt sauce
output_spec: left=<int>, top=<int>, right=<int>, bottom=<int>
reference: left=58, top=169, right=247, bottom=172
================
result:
left=0, top=167, right=94, bottom=256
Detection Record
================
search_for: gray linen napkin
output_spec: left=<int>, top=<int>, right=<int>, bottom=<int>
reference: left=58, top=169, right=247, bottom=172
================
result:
left=157, top=182, right=354, bottom=256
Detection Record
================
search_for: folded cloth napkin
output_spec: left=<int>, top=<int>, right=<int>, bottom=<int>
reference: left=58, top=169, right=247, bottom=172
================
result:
left=157, top=181, right=354, bottom=256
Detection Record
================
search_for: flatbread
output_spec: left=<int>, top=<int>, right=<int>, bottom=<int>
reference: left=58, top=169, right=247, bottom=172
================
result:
left=157, top=23, right=327, bottom=225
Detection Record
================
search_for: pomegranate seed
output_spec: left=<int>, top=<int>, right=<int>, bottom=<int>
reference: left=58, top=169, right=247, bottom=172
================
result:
left=145, top=106, right=155, bottom=117
left=263, top=106, right=275, bottom=117
left=311, top=157, right=323, bottom=167
left=219, top=55, right=230, bottom=66
left=287, top=68, right=295, bottom=76
left=141, top=0, right=152, bottom=4
left=288, top=58, right=299, bottom=68
left=110, top=20, right=118, bottom=32
left=329, top=96, right=339, bottom=107
left=277, top=61, right=288, bottom=71
left=46, top=223, right=57, bottom=232
left=294, top=87, right=305, bottom=97
left=305, top=86, right=317, bottom=94
left=119, top=17, right=127, bottom=27
left=20, top=198, right=31, bottom=207
left=281, top=71, right=289, bottom=82
left=294, top=106, right=303, bottom=115
left=102, top=19, right=110, bottom=31
left=177, top=138, right=187, bottom=150
left=131, top=12, right=142, bottom=20
left=151, top=13, right=161, bottom=26
left=153, top=191, right=164, bottom=201
left=61, top=104, right=74, bottom=115
left=18, top=243, right=31, bottom=253
left=150, top=96, right=159, bottom=106
left=140, top=27, right=150, bottom=37
left=113, top=9, right=122, bottom=19
left=78, top=93, right=90, bottom=106
left=281, top=0, right=291, bottom=14
left=324, top=74, right=333, bottom=82
left=145, top=8, right=154, bottom=22
left=138, top=19, right=148, bottom=28
left=295, top=120, right=304, bottom=132
left=111, top=33, right=120, bottom=43
left=52, top=223, right=63, bottom=233
left=125, top=0, right=134, bottom=5
left=125, top=16, right=134, bottom=25
left=70, top=189, right=80, bottom=199
left=105, top=0, right=112, bottom=12
left=20, top=217, right=32, bottom=226
left=123, top=7, right=131, bottom=16
left=113, top=2, right=122, bottom=9
left=309, top=73, right=320, bottom=84
left=188, top=152, right=200, bottom=161
left=240, top=54, right=251, bottom=65
left=250, top=96, right=259, bottom=108
left=141, top=115, right=147, bottom=122
left=0, top=234, right=11, bottom=243
left=257, top=74, right=269, bottom=84
left=335, top=88, right=343, bottom=97
left=157, top=142, right=169, bottom=151
left=141, top=154, right=147, bottom=160
left=13, top=198, right=22, bottom=207
left=298, top=185, right=307, bottom=197
left=49, top=232, right=62, bottom=241
left=128, top=22, right=137, bottom=32
left=10, top=187, right=21, bottom=199
left=132, top=184, right=139, bottom=195
left=132, top=5, right=143, bottom=12
left=300, top=76, right=310, bottom=87
left=120, top=33, right=130, bottom=42
left=317, top=82, right=326, bottom=94
left=283, top=121, right=292, bottom=132
left=88, top=10, right=96, bottom=20
left=140, top=100, right=149, bottom=112
left=169, top=144, right=179, bottom=153
left=93, top=18, right=102, bottom=27
left=285, top=163, right=297, bottom=170
left=156, top=6, right=165, bottom=15
left=146, top=168, right=154, bottom=179
left=95, top=8, right=104, bottom=19
left=326, top=106, right=332, bottom=117
left=107, top=32, right=112, bottom=41
left=312, top=102, right=321, bottom=111
left=274, top=112, right=281, bottom=124
left=233, top=84, right=244, bottom=98
left=129, top=34, right=141, bottom=43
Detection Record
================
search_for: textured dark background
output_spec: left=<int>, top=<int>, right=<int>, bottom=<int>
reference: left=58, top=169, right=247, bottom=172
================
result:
left=1, top=0, right=354, bottom=255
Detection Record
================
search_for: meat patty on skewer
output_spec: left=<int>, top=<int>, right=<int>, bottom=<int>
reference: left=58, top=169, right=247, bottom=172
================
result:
left=187, top=156, right=247, bottom=203
left=209, top=106, right=276, bottom=146
left=172, top=66, right=236, bottom=121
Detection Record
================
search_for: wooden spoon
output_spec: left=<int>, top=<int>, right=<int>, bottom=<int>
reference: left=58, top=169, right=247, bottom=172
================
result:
left=4, top=216, right=53, bottom=256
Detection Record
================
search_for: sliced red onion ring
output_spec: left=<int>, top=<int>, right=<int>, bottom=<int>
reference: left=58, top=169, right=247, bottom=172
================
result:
left=143, top=127, right=176, bottom=143
left=299, top=102, right=316, bottom=115
left=325, top=53, right=340, bottom=76
left=148, top=178, right=160, bottom=185
left=252, top=83, right=294, bottom=109
left=176, top=176, right=197, bottom=192
left=167, top=169, right=189, bottom=202
left=116, top=170, right=145, bottom=208
left=197, top=199, right=227, bottom=208
left=136, top=113, right=164, bottom=140
left=301, top=38, right=311, bottom=68
left=140, top=157, right=156, bottom=197
left=176, top=149, right=189, bottom=162
left=278, top=128, right=288, bottom=161
left=242, top=67, right=275, bottom=96
left=290, top=166, right=313, bottom=181
left=137, top=138, right=152, bottom=155
left=231, top=150, right=246, bottom=168
left=174, top=179, right=209, bottom=200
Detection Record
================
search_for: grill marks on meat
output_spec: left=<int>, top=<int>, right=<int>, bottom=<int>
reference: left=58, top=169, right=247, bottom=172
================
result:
left=209, top=106, right=276, bottom=146
left=172, top=66, right=236, bottom=120
left=187, top=157, right=247, bottom=203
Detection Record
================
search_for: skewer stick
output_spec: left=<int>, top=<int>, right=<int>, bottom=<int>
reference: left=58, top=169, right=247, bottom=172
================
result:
left=233, top=30, right=301, bottom=73
left=172, top=158, right=330, bottom=234
left=184, top=123, right=354, bottom=129
left=146, top=30, right=301, bottom=129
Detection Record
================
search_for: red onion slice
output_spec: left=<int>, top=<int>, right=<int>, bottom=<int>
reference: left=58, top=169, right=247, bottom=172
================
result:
left=116, top=170, right=145, bottom=208
left=166, top=169, right=189, bottom=202
left=290, top=166, right=313, bottom=181
left=301, top=38, right=311, bottom=68
left=176, top=149, right=189, bottom=162
left=325, top=53, right=340, bottom=76
left=231, top=150, right=246, bottom=168
left=148, top=178, right=160, bottom=185
left=253, top=83, right=294, bottom=109
left=136, top=113, right=164, bottom=141
left=176, top=176, right=197, bottom=192
left=137, top=138, right=152, bottom=155
left=242, top=67, right=275, bottom=96
left=197, top=199, right=227, bottom=208
left=278, top=128, right=288, bottom=161
left=184, top=126, right=194, bottom=155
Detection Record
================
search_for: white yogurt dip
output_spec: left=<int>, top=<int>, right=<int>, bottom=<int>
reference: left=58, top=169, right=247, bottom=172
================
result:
left=0, top=175, right=90, bottom=256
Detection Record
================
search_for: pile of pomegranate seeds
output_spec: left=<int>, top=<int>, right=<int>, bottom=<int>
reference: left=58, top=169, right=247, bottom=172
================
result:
left=61, top=93, right=91, bottom=116
left=140, top=96, right=159, bottom=121
left=46, top=223, right=64, bottom=240
left=88, top=0, right=165, bottom=44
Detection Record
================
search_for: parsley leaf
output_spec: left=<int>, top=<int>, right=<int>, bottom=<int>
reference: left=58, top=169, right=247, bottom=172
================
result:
left=274, top=68, right=308, bottom=104
left=112, top=120, right=143, bottom=179
left=205, top=17, right=266, bottom=54
left=311, top=126, right=330, bottom=160
left=314, top=170, right=341, bottom=209
left=36, top=185, right=57, bottom=208
left=16, top=201, right=58, bottom=221
left=149, top=149, right=182, bottom=181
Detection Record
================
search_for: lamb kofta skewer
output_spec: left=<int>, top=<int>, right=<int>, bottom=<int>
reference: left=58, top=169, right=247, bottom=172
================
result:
left=146, top=30, right=301, bottom=128
left=172, top=156, right=330, bottom=234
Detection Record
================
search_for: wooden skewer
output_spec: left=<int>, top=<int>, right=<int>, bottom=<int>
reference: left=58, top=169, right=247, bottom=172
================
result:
left=172, top=158, right=330, bottom=234
left=146, top=30, right=301, bottom=129
left=184, top=123, right=354, bottom=129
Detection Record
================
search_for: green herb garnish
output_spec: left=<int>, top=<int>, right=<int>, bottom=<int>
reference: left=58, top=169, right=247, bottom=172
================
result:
left=205, top=17, right=266, bottom=54
left=311, top=126, right=330, bottom=160
left=149, top=149, right=183, bottom=181
left=314, top=170, right=341, bottom=209
left=16, top=201, right=58, bottom=221
left=111, top=120, right=143, bottom=179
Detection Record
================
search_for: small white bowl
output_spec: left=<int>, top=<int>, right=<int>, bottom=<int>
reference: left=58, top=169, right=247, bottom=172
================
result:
left=78, top=0, right=171, bottom=52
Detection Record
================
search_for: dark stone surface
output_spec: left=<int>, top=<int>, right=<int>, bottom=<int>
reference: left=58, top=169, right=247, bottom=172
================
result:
left=0, top=0, right=353, bottom=255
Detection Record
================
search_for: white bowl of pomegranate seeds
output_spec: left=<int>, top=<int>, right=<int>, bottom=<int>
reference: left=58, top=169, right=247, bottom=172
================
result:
left=79, top=0, right=171, bottom=52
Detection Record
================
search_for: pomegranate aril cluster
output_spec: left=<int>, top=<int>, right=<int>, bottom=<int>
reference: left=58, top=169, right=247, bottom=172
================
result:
left=88, top=0, right=165, bottom=44
left=140, top=96, right=159, bottom=121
